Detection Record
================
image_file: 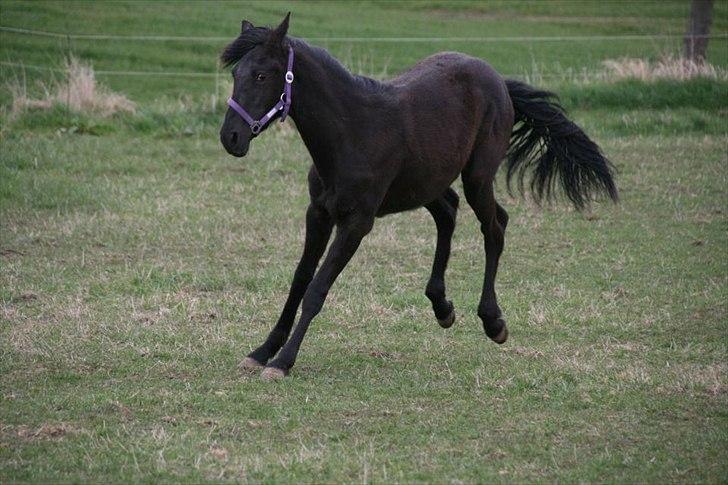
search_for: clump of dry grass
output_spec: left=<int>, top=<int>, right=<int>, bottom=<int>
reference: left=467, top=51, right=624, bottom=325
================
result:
left=602, top=55, right=728, bottom=81
left=521, top=54, right=728, bottom=85
left=8, top=56, right=136, bottom=116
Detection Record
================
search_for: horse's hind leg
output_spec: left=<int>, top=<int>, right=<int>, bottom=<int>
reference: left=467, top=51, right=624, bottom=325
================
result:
left=424, top=188, right=459, bottom=328
left=462, top=149, right=509, bottom=344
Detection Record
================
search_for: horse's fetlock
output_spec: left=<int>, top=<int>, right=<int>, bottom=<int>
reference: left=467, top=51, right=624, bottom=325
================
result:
left=477, top=304, right=500, bottom=322
left=425, top=280, right=445, bottom=301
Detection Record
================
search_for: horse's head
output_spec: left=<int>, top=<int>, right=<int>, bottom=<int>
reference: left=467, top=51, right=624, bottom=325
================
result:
left=219, top=13, right=291, bottom=157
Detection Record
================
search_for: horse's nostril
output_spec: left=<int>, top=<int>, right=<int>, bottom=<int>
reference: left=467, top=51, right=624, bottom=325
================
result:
left=230, top=131, right=239, bottom=145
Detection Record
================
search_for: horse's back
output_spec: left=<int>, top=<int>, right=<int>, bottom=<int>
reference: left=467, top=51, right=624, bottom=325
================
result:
left=387, top=51, right=512, bottom=155
left=389, top=51, right=509, bottom=103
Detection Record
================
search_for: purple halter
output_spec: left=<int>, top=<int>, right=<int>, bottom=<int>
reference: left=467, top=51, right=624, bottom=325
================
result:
left=227, top=46, right=294, bottom=136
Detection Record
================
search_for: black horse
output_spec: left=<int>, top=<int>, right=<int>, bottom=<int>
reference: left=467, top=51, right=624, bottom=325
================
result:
left=219, top=14, right=618, bottom=379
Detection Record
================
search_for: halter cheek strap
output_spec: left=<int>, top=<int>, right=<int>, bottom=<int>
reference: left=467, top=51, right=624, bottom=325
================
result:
left=227, top=46, right=294, bottom=135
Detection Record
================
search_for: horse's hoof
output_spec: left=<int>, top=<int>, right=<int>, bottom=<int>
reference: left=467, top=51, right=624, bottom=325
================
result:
left=492, top=324, right=508, bottom=344
left=437, top=309, right=456, bottom=329
left=485, top=318, right=508, bottom=344
left=261, top=366, right=287, bottom=381
left=240, top=357, right=264, bottom=370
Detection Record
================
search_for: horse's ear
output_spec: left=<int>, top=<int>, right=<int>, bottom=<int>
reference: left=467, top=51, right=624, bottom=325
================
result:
left=268, top=12, right=290, bottom=46
left=241, top=20, right=254, bottom=33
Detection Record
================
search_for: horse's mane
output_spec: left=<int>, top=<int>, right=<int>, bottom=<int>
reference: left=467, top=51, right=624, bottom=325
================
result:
left=220, top=27, right=271, bottom=68
left=220, top=28, right=387, bottom=95
left=302, top=42, right=386, bottom=93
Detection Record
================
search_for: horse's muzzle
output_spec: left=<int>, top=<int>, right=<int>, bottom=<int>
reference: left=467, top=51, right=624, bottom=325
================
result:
left=220, top=128, right=250, bottom=157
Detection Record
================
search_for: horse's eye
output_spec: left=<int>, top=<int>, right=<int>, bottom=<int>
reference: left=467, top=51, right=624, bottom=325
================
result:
left=256, top=73, right=266, bottom=82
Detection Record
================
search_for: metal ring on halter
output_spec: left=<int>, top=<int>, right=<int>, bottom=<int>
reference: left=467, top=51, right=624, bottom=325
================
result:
left=285, top=71, right=294, bottom=83
left=250, top=122, right=261, bottom=135
left=280, top=92, right=286, bottom=103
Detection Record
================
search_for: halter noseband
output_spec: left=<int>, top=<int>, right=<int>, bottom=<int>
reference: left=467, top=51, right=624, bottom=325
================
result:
left=227, top=46, right=294, bottom=135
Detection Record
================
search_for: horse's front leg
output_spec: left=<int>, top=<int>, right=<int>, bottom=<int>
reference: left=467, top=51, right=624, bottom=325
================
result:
left=262, top=213, right=375, bottom=379
left=241, top=203, right=333, bottom=369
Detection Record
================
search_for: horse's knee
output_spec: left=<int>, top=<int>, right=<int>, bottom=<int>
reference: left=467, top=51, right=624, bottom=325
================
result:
left=300, top=286, right=327, bottom=316
left=291, top=264, right=315, bottom=291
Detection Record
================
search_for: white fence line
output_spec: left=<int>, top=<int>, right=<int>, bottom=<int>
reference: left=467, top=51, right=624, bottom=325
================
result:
left=0, top=26, right=229, bottom=42
left=3, top=60, right=599, bottom=80
left=0, top=61, right=218, bottom=78
left=2, top=25, right=726, bottom=43
left=3, top=24, right=725, bottom=81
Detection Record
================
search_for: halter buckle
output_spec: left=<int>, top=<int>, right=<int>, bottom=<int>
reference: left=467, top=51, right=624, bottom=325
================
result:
left=250, top=122, right=261, bottom=135
left=285, top=71, right=294, bottom=84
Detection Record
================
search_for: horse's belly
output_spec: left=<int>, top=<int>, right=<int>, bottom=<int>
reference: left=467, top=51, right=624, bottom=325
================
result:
left=376, top=160, right=463, bottom=216
left=376, top=186, right=427, bottom=216
left=375, top=111, right=477, bottom=217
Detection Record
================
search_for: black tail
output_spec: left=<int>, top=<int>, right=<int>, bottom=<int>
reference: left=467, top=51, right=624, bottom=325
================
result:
left=505, top=79, right=618, bottom=210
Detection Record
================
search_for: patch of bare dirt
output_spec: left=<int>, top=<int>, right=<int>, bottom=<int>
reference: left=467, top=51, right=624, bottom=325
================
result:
left=0, top=248, right=26, bottom=258
left=366, top=349, right=403, bottom=360
left=13, top=423, right=79, bottom=440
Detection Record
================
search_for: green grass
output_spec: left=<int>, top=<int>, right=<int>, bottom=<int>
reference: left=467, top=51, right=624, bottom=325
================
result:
left=1, top=1, right=727, bottom=483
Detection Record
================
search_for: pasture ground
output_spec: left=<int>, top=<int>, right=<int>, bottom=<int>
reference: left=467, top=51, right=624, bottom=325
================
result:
left=1, top=1, right=727, bottom=482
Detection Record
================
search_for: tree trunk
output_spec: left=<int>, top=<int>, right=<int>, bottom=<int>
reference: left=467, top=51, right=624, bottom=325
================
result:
left=684, top=0, right=714, bottom=63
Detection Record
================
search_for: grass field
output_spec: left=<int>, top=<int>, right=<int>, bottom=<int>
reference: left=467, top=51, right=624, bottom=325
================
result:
left=1, top=1, right=727, bottom=482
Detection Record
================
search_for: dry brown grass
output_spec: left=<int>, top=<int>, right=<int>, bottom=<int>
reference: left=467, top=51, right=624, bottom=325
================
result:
left=12, top=423, right=80, bottom=440
left=602, top=55, right=728, bottom=81
left=8, top=56, right=136, bottom=116
left=523, top=54, right=728, bottom=85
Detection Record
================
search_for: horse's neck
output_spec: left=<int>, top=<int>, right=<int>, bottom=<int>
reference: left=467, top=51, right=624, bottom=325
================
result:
left=289, top=45, right=384, bottom=183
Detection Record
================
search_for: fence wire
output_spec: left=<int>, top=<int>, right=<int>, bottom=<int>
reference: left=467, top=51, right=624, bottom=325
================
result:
left=1, top=24, right=726, bottom=79
left=2, top=25, right=725, bottom=43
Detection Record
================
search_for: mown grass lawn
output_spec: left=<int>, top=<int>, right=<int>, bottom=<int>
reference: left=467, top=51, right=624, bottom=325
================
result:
left=1, top=1, right=727, bottom=482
